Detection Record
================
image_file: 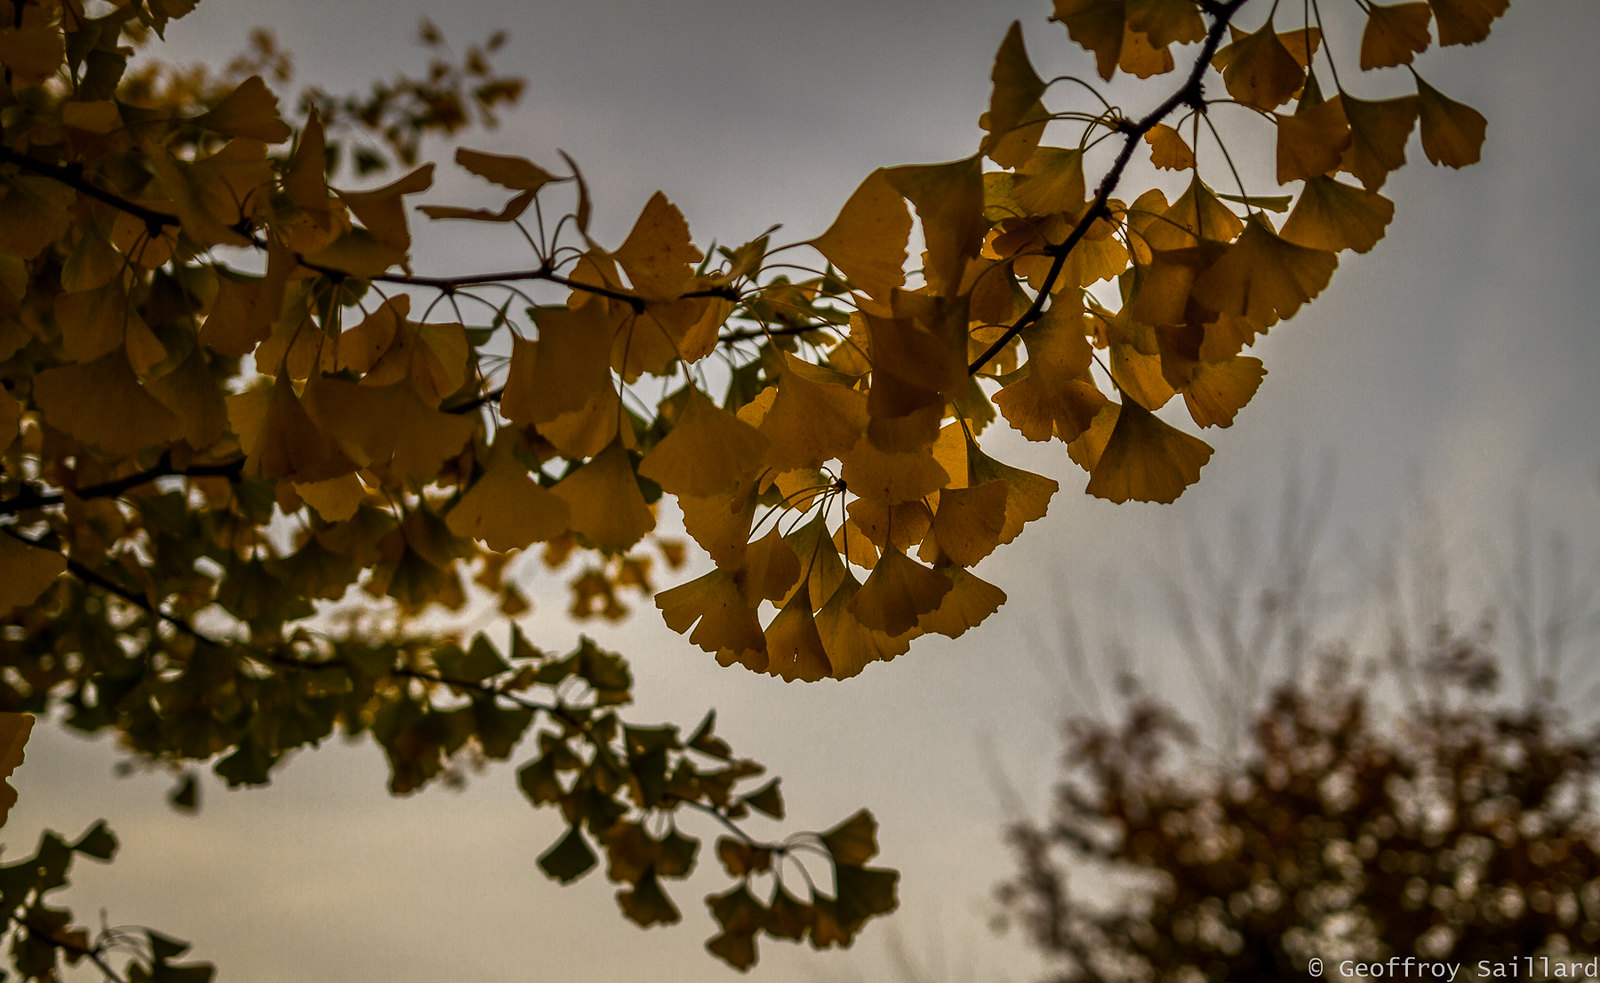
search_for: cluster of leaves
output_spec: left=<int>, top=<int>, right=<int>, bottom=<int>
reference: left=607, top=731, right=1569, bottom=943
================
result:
left=998, top=650, right=1600, bottom=983
left=0, top=0, right=1505, bottom=973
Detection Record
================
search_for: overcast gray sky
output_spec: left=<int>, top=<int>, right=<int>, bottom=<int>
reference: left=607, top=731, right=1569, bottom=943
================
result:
left=13, top=2, right=1600, bottom=982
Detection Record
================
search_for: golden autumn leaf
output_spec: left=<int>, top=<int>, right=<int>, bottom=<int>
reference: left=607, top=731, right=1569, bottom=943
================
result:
left=1275, top=88, right=1352, bottom=185
left=1214, top=19, right=1313, bottom=111
left=301, top=377, right=474, bottom=480
left=0, top=5, right=63, bottom=87
left=1181, top=354, right=1266, bottom=428
left=639, top=388, right=769, bottom=497
left=146, top=345, right=229, bottom=450
left=1361, top=2, right=1433, bottom=68
left=1428, top=0, right=1508, bottom=46
left=1340, top=95, right=1420, bottom=190
left=815, top=572, right=916, bottom=679
left=839, top=438, right=949, bottom=506
left=1085, top=398, right=1213, bottom=503
left=766, top=583, right=832, bottom=682
left=613, top=192, right=703, bottom=300
left=920, top=481, right=1009, bottom=567
left=884, top=155, right=985, bottom=297
left=1280, top=177, right=1395, bottom=254
left=447, top=438, right=572, bottom=552
left=966, top=441, right=1058, bottom=545
left=1190, top=214, right=1337, bottom=327
left=758, top=354, right=869, bottom=472
left=916, top=566, right=1006, bottom=640
left=679, top=483, right=757, bottom=571
left=1050, top=0, right=1128, bottom=81
left=229, top=374, right=354, bottom=483
left=848, top=547, right=952, bottom=637
left=1139, top=176, right=1244, bottom=251
left=195, top=75, right=292, bottom=143
left=453, top=147, right=559, bottom=192
left=294, top=474, right=366, bottom=523
left=656, top=568, right=767, bottom=670
left=982, top=22, right=1050, bottom=168
left=0, top=535, right=65, bottom=614
left=34, top=351, right=183, bottom=456
left=1144, top=124, right=1195, bottom=171
left=0, top=711, right=33, bottom=828
left=736, top=528, right=803, bottom=604
left=810, top=169, right=911, bottom=300
left=783, top=513, right=850, bottom=610
left=553, top=441, right=656, bottom=553
left=1416, top=78, right=1487, bottom=168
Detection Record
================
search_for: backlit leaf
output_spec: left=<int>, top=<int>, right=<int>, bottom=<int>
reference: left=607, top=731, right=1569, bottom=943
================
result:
left=1085, top=398, right=1213, bottom=503
left=1361, top=2, right=1433, bottom=68
left=1416, top=77, right=1487, bottom=168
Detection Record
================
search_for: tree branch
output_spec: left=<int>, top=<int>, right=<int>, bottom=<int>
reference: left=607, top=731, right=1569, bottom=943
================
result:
left=966, top=0, right=1249, bottom=377
left=0, top=455, right=246, bottom=516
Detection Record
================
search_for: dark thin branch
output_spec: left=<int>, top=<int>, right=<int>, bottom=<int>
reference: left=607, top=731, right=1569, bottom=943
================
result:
left=967, top=0, right=1249, bottom=377
left=0, top=147, right=178, bottom=233
left=0, top=455, right=246, bottom=516
left=19, top=915, right=129, bottom=983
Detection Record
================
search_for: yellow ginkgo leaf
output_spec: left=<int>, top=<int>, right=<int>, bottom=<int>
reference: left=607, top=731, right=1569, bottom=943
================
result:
left=1340, top=94, right=1420, bottom=190
left=917, top=567, right=1006, bottom=639
left=194, top=76, right=292, bottom=143
left=1190, top=215, right=1337, bottom=328
left=1214, top=19, right=1309, bottom=111
left=1144, top=124, right=1195, bottom=170
left=1085, top=398, right=1213, bottom=503
left=921, top=481, right=1008, bottom=567
left=783, top=513, right=849, bottom=610
left=810, top=169, right=911, bottom=300
left=228, top=374, right=354, bottom=483
left=1182, top=355, right=1266, bottom=428
left=766, top=584, right=832, bottom=683
left=447, top=439, right=572, bottom=552
left=613, top=191, right=702, bottom=299
left=639, top=388, right=769, bottom=497
left=0, top=176, right=75, bottom=261
left=145, top=345, right=229, bottom=451
left=0, top=534, right=65, bottom=614
left=1011, top=147, right=1087, bottom=217
left=839, top=438, right=950, bottom=506
left=553, top=441, right=656, bottom=553
left=34, top=351, right=183, bottom=457
left=884, top=155, right=985, bottom=297
left=453, top=147, right=559, bottom=192
left=846, top=497, right=933, bottom=556
left=302, top=377, right=474, bottom=480
left=1050, top=0, right=1125, bottom=81
left=294, top=474, right=365, bottom=523
left=338, top=164, right=434, bottom=254
left=966, top=441, right=1058, bottom=545
left=1280, top=177, right=1394, bottom=254
left=1125, top=0, right=1206, bottom=49
left=1275, top=92, right=1352, bottom=185
left=735, top=528, right=803, bottom=604
left=656, top=568, right=767, bottom=670
left=1416, top=78, right=1487, bottom=168
left=526, top=302, right=622, bottom=424
left=1361, top=2, right=1433, bottom=68
left=815, top=572, right=915, bottom=680
left=758, top=354, right=869, bottom=472
left=0, top=711, right=34, bottom=828
left=848, top=547, right=952, bottom=637
left=678, top=483, right=757, bottom=570
left=1140, top=176, right=1244, bottom=251
left=1427, top=0, right=1508, bottom=46
left=981, top=22, right=1050, bottom=168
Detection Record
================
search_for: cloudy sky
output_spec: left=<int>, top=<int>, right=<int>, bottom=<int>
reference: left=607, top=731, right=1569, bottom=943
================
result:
left=13, top=2, right=1600, bottom=982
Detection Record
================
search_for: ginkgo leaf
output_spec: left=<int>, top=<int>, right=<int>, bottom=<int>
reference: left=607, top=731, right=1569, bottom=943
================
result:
left=916, top=567, right=1006, bottom=639
left=1427, top=0, right=1508, bottom=46
left=34, top=351, right=183, bottom=456
left=1280, top=177, right=1394, bottom=254
left=1140, top=176, right=1244, bottom=251
left=1340, top=94, right=1420, bottom=190
left=1190, top=214, right=1337, bottom=327
left=1144, top=124, right=1195, bottom=170
left=1215, top=19, right=1310, bottom=111
left=339, top=164, right=435, bottom=253
left=657, top=568, right=767, bottom=669
left=766, top=583, right=832, bottom=682
left=417, top=190, right=536, bottom=223
left=0, top=711, right=33, bottom=828
left=195, top=76, right=292, bottom=143
left=783, top=513, right=849, bottom=610
left=921, top=481, right=1009, bottom=566
left=294, top=474, right=365, bottom=523
left=814, top=572, right=915, bottom=679
left=639, top=388, right=768, bottom=497
left=228, top=374, right=355, bottom=483
left=0, top=534, right=65, bottom=613
left=1275, top=93, right=1352, bottom=185
left=1361, top=2, right=1433, bottom=69
left=0, top=175, right=75, bottom=260
left=302, top=377, right=474, bottom=480
left=966, top=441, right=1058, bottom=545
left=146, top=344, right=229, bottom=450
left=0, top=6, right=63, bottom=87
left=1415, top=77, right=1487, bottom=168
left=614, top=192, right=703, bottom=299
left=848, top=548, right=952, bottom=637
left=982, top=22, right=1050, bottom=169
left=884, top=155, right=985, bottom=297
left=1011, top=146, right=1088, bottom=217
left=1085, top=398, right=1213, bottom=503
left=523, top=302, right=623, bottom=424
left=758, top=354, right=869, bottom=472
left=1125, top=0, right=1205, bottom=48
left=679, top=484, right=757, bottom=570
left=810, top=169, right=911, bottom=300
left=839, top=438, right=949, bottom=506
left=736, top=528, right=803, bottom=604
left=1182, top=355, right=1266, bottom=428
left=447, top=440, right=572, bottom=552
left=1050, top=0, right=1127, bottom=81
left=553, top=441, right=656, bottom=553
left=454, top=147, right=559, bottom=191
